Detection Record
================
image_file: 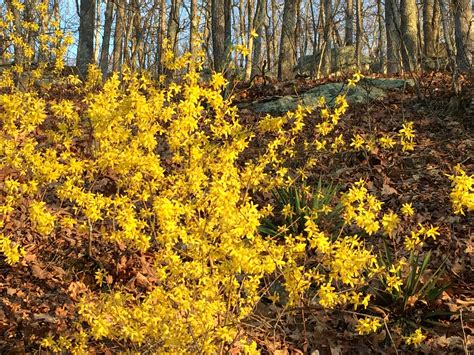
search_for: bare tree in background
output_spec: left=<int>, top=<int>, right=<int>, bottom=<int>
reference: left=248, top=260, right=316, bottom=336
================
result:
left=355, top=0, right=362, bottom=68
left=211, top=0, right=231, bottom=72
left=100, top=0, right=114, bottom=78
left=112, top=0, right=124, bottom=72
left=385, top=0, right=401, bottom=72
left=77, top=0, right=97, bottom=77
left=251, top=0, right=266, bottom=77
left=400, top=0, right=419, bottom=71
left=168, top=0, right=183, bottom=56
left=278, top=0, right=299, bottom=80
left=423, top=0, right=440, bottom=60
left=345, top=0, right=354, bottom=45
left=452, top=0, right=473, bottom=71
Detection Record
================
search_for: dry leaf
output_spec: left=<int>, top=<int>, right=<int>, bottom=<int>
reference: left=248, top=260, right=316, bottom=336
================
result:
left=31, top=264, right=48, bottom=280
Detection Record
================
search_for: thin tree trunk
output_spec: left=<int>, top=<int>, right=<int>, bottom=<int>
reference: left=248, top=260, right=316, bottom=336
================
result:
left=100, top=0, right=114, bottom=78
left=322, top=0, right=333, bottom=75
left=190, top=0, right=198, bottom=61
left=77, top=0, right=97, bottom=77
left=251, top=0, right=266, bottom=77
left=157, top=0, right=166, bottom=74
left=94, top=0, right=101, bottom=63
left=211, top=0, right=226, bottom=71
left=385, top=0, right=401, bottom=73
left=278, top=0, right=299, bottom=80
left=400, top=0, right=419, bottom=71
left=438, top=0, right=455, bottom=59
left=355, top=0, right=362, bottom=68
left=245, top=0, right=255, bottom=80
left=376, top=0, right=385, bottom=72
left=452, top=0, right=472, bottom=71
left=168, top=0, right=183, bottom=56
left=112, top=0, right=124, bottom=72
left=345, top=0, right=354, bottom=45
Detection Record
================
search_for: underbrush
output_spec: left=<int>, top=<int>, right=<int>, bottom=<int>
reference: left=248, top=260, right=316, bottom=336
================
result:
left=0, top=53, right=472, bottom=353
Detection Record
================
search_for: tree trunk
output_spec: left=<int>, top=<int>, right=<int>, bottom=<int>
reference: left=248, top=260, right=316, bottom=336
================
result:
left=94, top=0, right=101, bottom=63
left=100, top=0, right=114, bottom=78
left=438, top=0, right=455, bottom=60
left=423, top=0, right=440, bottom=58
left=112, top=0, right=124, bottom=72
left=251, top=0, right=266, bottom=77
left=211, top=0, right=227, bottom=71
left=211, top=0, right=224, bottom=71
left=321, top=0, right=332, bottom=75
left=77, top=0, right=97, bottom=77
left=376, top=0, right=386, bottom=72
left=167, top=0, right=183, bottom=56
left=345, top=0, right=354, bottom=45
left=244, top=0, right=255, bottom=80
left=452, top=0, right=473, bottom=71
left=190, top=0, right=198, bottom=59
left=157, top=0, right=166, bottom=74
left=400, top=0, right=419, bottom=71
left=278, top=0, right=299, bottom=80
left=271, top=0, right=278, bottom=74
left=355, top=0, right=363, bottom=68
left=385, top=0, right=401, bottom=73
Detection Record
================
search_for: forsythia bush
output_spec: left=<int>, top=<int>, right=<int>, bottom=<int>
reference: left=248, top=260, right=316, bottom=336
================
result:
left=0, top=42, right=463, bottom=351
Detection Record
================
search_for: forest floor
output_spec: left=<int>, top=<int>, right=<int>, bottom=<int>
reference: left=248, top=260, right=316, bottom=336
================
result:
left=0, top=71, right=473, bottom=354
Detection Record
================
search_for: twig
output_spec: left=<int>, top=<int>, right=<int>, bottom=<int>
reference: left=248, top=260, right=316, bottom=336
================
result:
left=460, top=309, right=469, bottom=355
left=383, top=316, right=399, bottom=354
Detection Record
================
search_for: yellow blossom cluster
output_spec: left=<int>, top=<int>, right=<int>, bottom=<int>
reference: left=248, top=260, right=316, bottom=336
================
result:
left=398, top=121, right=416, bottom=152
left=0, top=1, right=72, bottom=88
left=447, top=165, right=473, bottom=215
left=404, top=328, right=426, bottom=346
left=341, top=180, right=383, bottom=235
left=355, top=317, right=382, bottom=335
left=0, top=233, right=25, bottom=265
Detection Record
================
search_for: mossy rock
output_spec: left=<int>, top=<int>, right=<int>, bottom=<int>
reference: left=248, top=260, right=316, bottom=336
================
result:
left=251, top=78, right=414, bottom=114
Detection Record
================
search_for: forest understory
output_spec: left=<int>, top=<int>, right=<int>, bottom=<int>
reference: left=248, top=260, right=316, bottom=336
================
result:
left=0, top=70, right=472, bottom=354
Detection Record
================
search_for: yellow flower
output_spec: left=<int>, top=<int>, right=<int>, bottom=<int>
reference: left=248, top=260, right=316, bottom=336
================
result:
left=448, top=165, right=473, bottom=215
left=379, top=135, right=396, bottom=149
left=350, top=134, right=365, bottom=149
left=381, top=211, right=400, bottom=236
left=250, top=29, right=259, bottom=38
left=210, top=72, right=227, bottom=90
left=355, top=317, right=381, bottom=335
left=401, top=203, right=415, bottom=217
left=404, top=328, right=426, bottom=346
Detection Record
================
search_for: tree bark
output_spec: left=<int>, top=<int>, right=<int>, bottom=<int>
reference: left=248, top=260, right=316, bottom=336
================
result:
left=244, top=0, right=255, bottom=80
left=211, top=0, right=231, bottom=72
left=211, top=0, right=226, bottom=71
left=278, top=0, right=299, bottom=80
left=77, top=0, right=97, bottom=77
left=167, top=0, right=183, bottom=56
left=452, top=0, right=473, bottom=71
left=251, top=0, right=266, bottom=77
left=345, top=0, right=354, bottom=45
left=190, top=0, right=198, bottom=59
left=400, top=0, right=419, bottom=71
left=376, top=0, right=386, bottom=72
left=112, top=0, right=124, bottom=72
left=157, top=0, right=166, bottom=74
left=385, top=0, right=401, bottom=73
left=355, top=0, right=363, bottom=68
left=100, top=0, right=114, bottom=78
left=423, top=0, right=440, bottom=58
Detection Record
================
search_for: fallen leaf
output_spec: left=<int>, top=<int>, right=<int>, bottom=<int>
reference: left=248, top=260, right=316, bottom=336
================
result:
left=31, top=264, right=48, bottom=280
